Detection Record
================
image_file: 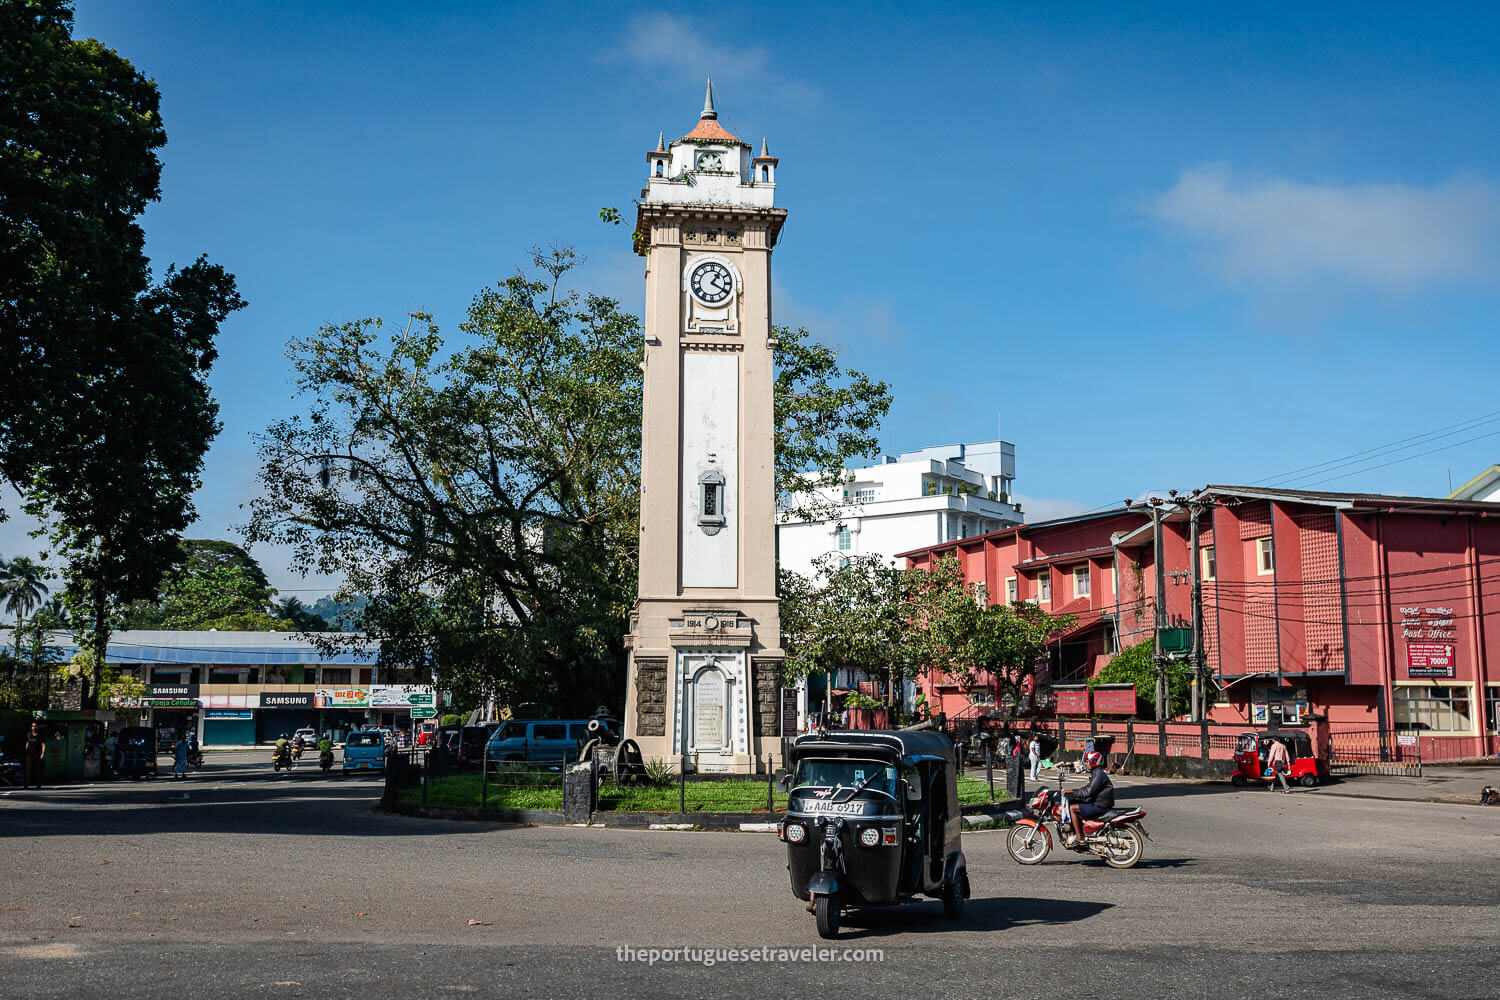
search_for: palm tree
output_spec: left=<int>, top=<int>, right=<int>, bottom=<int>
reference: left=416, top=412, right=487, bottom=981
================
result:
left=1, top=556, right=51, bottom=660
left=273, top=596, right=305, bottom=621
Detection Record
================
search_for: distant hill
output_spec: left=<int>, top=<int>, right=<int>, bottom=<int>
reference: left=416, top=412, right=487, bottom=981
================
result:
left=308, top=595, right=369, bottom=632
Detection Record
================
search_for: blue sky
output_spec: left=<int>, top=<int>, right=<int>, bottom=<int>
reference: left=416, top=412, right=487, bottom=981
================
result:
left=8, top=1, right=1500, bottom=594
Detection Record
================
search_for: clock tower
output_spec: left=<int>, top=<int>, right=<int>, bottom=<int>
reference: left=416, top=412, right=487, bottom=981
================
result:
left=623, top=80, right=786, bottom=773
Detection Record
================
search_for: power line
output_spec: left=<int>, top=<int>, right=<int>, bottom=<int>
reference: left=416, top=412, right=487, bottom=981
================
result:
left=1252, top=408, right=1500, bottom=486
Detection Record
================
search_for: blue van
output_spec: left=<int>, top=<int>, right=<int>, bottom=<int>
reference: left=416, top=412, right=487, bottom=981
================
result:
left=485, top=720, right=592, bottom=764
left=342, top=729, right=387, bottom=773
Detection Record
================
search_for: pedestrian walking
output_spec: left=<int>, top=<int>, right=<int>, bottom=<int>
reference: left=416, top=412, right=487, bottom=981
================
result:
left=104, top=729, right=119, bottom=778
left=173, top=734, right=189, bottom=779
left=1027, top=732, right=1042, bottom=781
left=22, top=721, right=46, bottom=789
left=1265, top=738, right=1292, bottom=793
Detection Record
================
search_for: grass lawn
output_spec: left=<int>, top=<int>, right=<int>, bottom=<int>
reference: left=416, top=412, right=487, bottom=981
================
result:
left=399, top=772, right=1006, bottom=813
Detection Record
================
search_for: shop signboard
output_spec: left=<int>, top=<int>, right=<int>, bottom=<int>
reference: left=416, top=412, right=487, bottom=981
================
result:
left=150, top=683, right=199, bottom=699
left=369, top=685, right=436, bottom=709
left=1052, top=687, right=1089, bottom=715
left=260, top=691, right=315, bottom=709
left=1092, top=684, right=1137, bottom=714
left=149, top=699, right=201, bottom=709
left=205, top=710, right=253, bottom=719
left=317, top=688, right=369, bottom=708
left=1406, top=642, right=1455, bottom=679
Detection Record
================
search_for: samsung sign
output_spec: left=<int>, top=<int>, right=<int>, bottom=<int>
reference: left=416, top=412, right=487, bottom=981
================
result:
left=150, top=683, right=198, bottom=698
left=260, top=692, right=314, bottom=709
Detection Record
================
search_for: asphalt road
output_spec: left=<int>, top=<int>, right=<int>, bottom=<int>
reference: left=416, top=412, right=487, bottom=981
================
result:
left=4, top=756, right=1499, bottom=999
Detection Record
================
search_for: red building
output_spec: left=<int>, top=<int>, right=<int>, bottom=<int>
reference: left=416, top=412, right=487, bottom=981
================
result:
left=900, top=485, right=1500, bottom=761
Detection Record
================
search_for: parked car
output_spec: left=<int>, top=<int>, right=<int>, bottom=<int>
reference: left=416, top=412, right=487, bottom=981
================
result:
left=455, top=723, right=500, bottom=769
left=342, top=729, right=388, bottom=774
left=293, top=728, right=318, bottom=748
left=485, top=719, right=593, bottom=765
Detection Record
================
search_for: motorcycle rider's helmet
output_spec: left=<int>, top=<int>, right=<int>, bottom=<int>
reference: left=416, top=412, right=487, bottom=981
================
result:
left=1083, top=750, right=1104, bottom=769
left=281, top=733, right=289, bottom=739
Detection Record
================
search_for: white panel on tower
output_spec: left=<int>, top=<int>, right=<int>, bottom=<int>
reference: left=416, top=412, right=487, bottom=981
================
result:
left=681, top=351, right=738, bottom=587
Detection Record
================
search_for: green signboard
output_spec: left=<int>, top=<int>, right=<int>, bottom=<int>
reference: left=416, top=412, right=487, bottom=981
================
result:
left=410, top=706, right=437, bottom=719
left=408, top=693, right=434, bottom=706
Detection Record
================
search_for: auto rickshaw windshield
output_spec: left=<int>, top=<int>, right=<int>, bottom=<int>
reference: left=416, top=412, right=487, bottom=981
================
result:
left=792, top=759, right=898, bottom=798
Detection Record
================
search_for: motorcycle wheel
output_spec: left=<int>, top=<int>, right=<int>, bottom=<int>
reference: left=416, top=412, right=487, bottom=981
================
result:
left=814, top=896, right=841, bottom=939
left=1006, top=823, right=1051, bottom=865
left=1101, top=825, right=1144, bottom=869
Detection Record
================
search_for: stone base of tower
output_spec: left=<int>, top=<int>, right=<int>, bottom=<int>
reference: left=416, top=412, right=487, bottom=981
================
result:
left=623, top=598, right=785, bottom=775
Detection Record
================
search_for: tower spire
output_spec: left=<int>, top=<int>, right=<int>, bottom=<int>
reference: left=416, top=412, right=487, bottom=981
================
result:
left=657, top=130, right=665, bottom=152
left=701, top=76, right=717, bottom=120
left=760, top=137, right=769, bottom=157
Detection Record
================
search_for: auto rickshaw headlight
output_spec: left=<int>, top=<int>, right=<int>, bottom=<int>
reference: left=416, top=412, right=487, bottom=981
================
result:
left=785, top=822, right=806, bottom=843
left=859, top=827, right=880, bottom=847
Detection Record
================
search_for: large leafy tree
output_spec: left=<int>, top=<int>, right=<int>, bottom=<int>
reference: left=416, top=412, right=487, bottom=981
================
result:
left=121, top=540, right=279, bottom=630
left=780, top=554, right=927, bottom=724
left=2, top=2, right=246, bottom=705
left=247, top=249, right=891, bottom=714
left=913, top=555, right=1077, bottom=718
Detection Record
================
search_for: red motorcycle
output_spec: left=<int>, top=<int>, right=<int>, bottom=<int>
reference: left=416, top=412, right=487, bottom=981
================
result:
left=1005, top=786, right=1148, bottom=869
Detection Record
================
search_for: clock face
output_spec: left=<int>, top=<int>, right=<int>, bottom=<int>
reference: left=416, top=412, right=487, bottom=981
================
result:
left=695, top=151, right=723, bottom=171
left=690, top=260, right=733, bottom=305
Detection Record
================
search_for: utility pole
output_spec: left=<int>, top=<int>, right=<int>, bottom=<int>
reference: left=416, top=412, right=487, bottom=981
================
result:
left=1150, top=499, right=1167, bottom=723
left=1188, top=500, right=1204, bottom=722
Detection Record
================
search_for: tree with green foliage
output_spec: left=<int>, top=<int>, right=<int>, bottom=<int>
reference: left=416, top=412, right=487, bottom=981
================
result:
left=1089, top=637, right=1192, bottom=719
left=2, top=1, right=245, bottom=706
left=1, top=556, right=51, bottom=662
left=913, top=555, right=1077, bottom=718
left=780, top=554, right=927, bottom=725
left=121, top=540, right=275, bottom=629
left=247, top=248, right=891, bottom=715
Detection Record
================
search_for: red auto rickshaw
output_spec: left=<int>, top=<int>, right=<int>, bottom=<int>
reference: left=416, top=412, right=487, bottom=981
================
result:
left=1230, top=731, right=1327, bottom=788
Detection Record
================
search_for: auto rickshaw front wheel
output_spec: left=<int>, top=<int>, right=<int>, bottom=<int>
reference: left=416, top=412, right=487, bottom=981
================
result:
left=1230, top=774, right=1247, bottom=787
left=942, top=873, right=968, bottom=919
left=814, top=896, right=841, bottom=939
left=1300, top=774, right=1319, bottom=787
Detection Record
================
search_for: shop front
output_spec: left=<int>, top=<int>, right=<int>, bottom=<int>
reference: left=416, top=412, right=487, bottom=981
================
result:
left=203, top=709, right=256, bottom=746
left=257, top=691, right=318, bottom=743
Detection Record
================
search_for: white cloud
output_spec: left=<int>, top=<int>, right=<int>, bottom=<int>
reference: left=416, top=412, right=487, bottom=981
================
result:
left=1148, top=166, right=1500, bottom=292
left=610, top=12, right=821, bottom=106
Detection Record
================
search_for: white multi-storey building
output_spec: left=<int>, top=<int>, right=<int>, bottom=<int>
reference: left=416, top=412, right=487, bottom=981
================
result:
left=778, top=431, right=1023, bottom=581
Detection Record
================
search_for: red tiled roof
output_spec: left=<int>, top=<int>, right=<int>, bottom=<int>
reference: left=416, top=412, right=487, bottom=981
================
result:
left=679, top=117, right=743, bottom=144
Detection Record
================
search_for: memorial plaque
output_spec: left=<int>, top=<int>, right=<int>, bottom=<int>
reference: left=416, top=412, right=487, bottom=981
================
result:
left=694, top=671, right=725, bottom=747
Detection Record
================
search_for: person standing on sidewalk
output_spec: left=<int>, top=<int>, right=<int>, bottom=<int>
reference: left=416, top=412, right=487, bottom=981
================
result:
left=1265, top=737, right=1292, bottom=793
left=1027, top=733, right=1042, bottom=781
left=22, top=721, right=46, bottom=789
left=172, top=733, right=189, bottom=779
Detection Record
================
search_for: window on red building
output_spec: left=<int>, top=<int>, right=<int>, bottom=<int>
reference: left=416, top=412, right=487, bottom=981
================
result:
left=1035, top=573, right=1050, bottom=603
left=1395, top=685, right=1472, bottom=734
left=1257, top=537, right=1274, bottom=575
left=1202, top=545, right=1216, bottom=581
left=1073, top=564, right=1090, bottom=599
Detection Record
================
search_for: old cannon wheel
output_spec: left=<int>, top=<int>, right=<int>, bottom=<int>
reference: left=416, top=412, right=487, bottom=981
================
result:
left=614, top=738, right=645, bottom=786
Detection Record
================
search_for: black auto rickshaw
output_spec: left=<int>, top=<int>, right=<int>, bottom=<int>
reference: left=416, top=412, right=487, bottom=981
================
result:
left=780, top=729, right=968, bottom=939
left=115, top=726, right=158, bottom=780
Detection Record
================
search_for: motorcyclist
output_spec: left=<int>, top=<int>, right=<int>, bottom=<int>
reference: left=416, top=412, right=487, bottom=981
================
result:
left=274, top=733, right=291, bottom=764
left=1065, top=750, right=1114, bottom=847
left=317, top=734, right=334, bottom=767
